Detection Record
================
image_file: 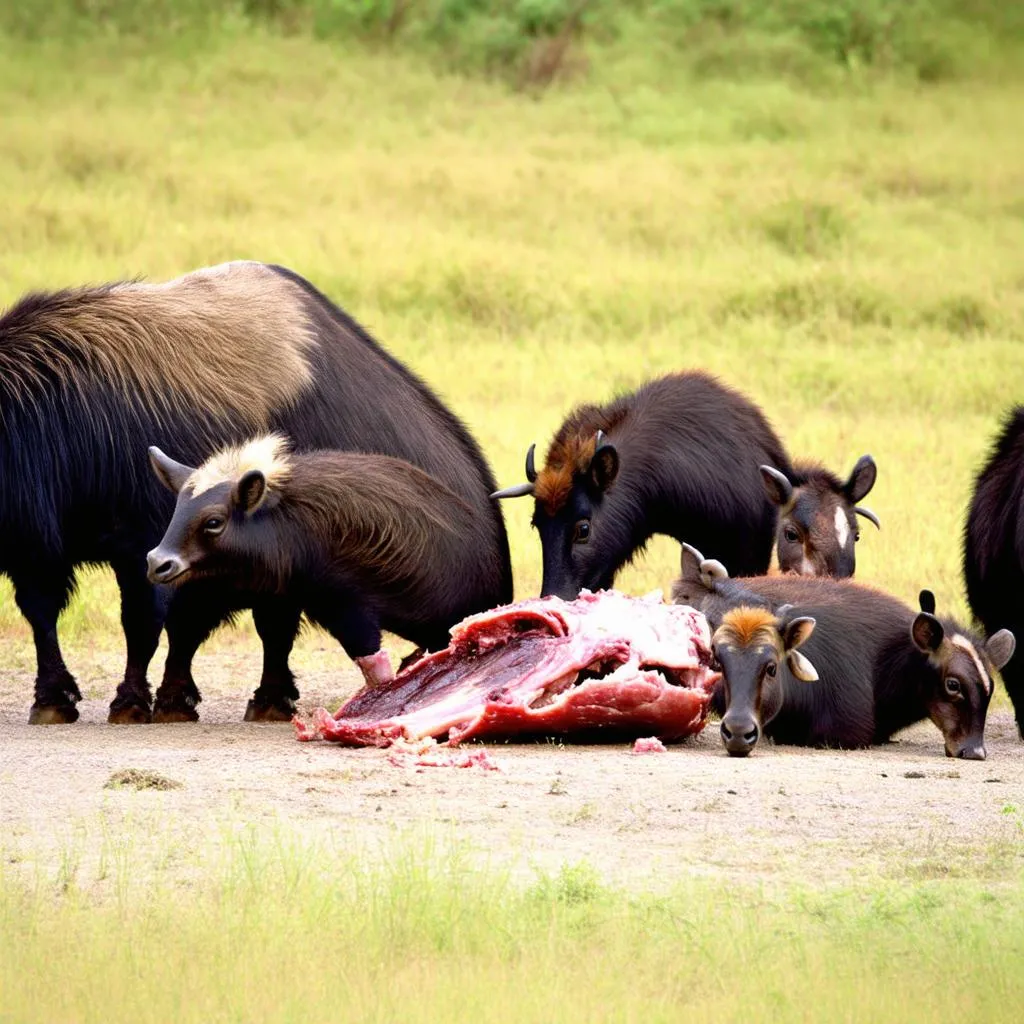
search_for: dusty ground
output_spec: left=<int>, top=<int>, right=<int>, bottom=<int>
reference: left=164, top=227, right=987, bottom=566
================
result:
left=2, top=643, right=1023, bottom=892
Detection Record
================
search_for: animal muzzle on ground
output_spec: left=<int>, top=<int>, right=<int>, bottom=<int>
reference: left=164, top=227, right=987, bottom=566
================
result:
left=146, top=549, right=189, bottom=585
left=948, top=736, right=986, bottom=760
left=720, top=714, right=760, bottom=757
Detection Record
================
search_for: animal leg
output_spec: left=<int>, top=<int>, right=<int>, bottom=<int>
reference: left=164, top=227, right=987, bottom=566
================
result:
left=107, top=558, right=171, bottom=724
left=307, top=600, right=389, bottom=689
left=246, top=598, right=302, bottom=722
left=13, top=567, right=81, bottom=724
left=154, top=582, right=242, bottom=723
left=1002, top=658, right=1024, bottom=741
left=356, top=651, right=395, bottom=688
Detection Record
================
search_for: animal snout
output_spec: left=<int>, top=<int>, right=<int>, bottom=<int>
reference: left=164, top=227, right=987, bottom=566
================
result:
left=720, top=716, right=760, bottom=757
left=951, top=739, right=986, bottom=761
left=146, top=549, right=187, bottom=584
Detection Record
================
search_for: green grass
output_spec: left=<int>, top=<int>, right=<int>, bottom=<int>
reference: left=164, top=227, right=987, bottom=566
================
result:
left=3, top=27, right=1024, bottom=1016
left=2, top=833, right=1024, bottom=1023
left=1, top=28, right=1022, bottom=656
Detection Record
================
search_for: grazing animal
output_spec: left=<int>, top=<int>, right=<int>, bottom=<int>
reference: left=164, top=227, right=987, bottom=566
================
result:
left=491, top=372, right=878, bottom=598
left=0, top=261, right=511, bottom=725
left=760, top=457, right=879, bottom=577
left=147, top=437, right=503, bottom=685
left=673, top=545, right=1014, bottom=759
left=964, top=406, right=1024, bottom=737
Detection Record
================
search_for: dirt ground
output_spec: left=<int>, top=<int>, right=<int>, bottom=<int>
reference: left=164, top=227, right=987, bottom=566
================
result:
left=3, top=644, right=1023, bottom=892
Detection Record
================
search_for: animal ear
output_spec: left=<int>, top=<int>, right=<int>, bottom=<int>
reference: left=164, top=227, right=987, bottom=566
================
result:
left=786, top=649, right=819, bottom=682
left=678, top=543, right=705, bottom=585
left=234, top=469, right=268, bottom=514
left=149, top=446, right=194, bottom=494
left=986, top=629, right=1016, bottom=671
left=912, top=612, right=945, bottom=653
left=589, top=442, right=619, bottom=493
left=782, top=615, right=816, bottom=652
left=918, top=590, right=936, bottom=615
left=845, top=455, right=877, bottom=503
left=760, top=465, right=793, bottom=507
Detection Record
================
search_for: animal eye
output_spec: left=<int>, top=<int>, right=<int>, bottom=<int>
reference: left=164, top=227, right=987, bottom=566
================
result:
left=765, top=662, right=777, bottom=678
left=783, top=527, right=799, bottom=543
left=945, top=677, right=962, bottom=697
left=203, top=516, right=226, bottom=535
left=573, top=519, right=591, bottom=544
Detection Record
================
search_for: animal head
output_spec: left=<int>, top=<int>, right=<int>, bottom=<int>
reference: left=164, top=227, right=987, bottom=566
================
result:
left=491, top=429, right=620, bottom=599
left=911, top=589, right=1015, bottom=760
left=146, top=434, right=291, bottom=587
left=711, top=607, right=818, bottom=757
left=760, top=455, right=879, bottom=578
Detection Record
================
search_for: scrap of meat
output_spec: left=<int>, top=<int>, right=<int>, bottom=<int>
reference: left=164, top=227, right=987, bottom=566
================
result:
left=388, top=749, right=505, bottom=771
left=632, top=737, right=667, bottom=754
left=297, top=590, right=719, bottom=747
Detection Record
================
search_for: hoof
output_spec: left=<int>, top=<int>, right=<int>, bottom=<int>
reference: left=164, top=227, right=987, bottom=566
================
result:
left=28, top=704, right=79, bottom=725
left=152, top=705, right=200, bottom=724
left=244, top=700, right=296, bottom=723
left=107, top=703, right=153, bottom=725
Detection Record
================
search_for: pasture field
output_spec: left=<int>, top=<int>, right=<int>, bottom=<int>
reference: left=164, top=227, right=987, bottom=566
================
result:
left=2, top=10, right=1024, bottom=1021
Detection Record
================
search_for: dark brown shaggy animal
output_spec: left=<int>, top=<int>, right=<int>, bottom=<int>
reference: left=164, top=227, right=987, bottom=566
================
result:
left=147, top=437, right=504, bottom=686
left=963, top=406, right=1024, bottom=738
left=0, top=261, right=511, bottom=724
left=492, top=372, right=878, bottom=598
left=673, top=545, right=1014, bottom=759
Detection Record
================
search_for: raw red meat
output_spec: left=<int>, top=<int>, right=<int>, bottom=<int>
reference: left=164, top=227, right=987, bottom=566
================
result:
left=296, top=590, right=719, bottom=747
left=632, top=737, right=667, bottom=754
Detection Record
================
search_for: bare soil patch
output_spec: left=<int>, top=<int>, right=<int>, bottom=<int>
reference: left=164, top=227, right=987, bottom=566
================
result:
left=2, top=647, right=1023, bottom=891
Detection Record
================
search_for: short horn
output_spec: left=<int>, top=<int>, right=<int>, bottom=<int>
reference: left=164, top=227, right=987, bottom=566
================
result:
left=490, top=482, right=535, bottom=500
left=854, top=506, right=881, bottom=530
left=525, top=443, right=537, bottom=483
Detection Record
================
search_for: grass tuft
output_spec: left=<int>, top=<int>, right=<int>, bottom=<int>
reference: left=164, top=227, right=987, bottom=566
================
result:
left=103, top=769, right=184, bottom=791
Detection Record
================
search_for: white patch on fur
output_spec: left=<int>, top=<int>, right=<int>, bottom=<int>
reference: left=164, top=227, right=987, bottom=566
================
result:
left=834, top=506, right=851, bottom=549
left=799, top=552, right=815, bottom=576
left=952, top=634, right=991, bottom=695
left=187, top=433, right=292, bottom=497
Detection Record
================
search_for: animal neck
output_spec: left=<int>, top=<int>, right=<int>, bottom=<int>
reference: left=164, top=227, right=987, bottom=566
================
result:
left=872, top=637, right=933, bottom=737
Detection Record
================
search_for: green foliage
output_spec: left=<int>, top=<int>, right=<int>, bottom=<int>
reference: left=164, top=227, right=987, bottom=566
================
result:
left=1, top=0, right=1021, bottom=84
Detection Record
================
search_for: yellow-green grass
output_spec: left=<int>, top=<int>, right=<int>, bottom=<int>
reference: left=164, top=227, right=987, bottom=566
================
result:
left=1, top=831, right=1023, bottom=1023
left=1, top=31, right=1023, bottom=670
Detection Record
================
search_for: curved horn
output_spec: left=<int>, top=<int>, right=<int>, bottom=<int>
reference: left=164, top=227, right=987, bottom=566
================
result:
left=854, top=506, right=881, bottom=530
left=490, top=482, right=535, bottom=500
left=525, top=443, right=537, bottom=483
left=595, top=429, right=608, bottom=450
left=700, top=558, right=729, bottom=586
left=682, top=542, right=706, bottom=565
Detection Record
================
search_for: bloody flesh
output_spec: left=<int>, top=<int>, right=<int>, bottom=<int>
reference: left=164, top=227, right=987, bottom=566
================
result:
left=296, top=591, right=719, bottom=747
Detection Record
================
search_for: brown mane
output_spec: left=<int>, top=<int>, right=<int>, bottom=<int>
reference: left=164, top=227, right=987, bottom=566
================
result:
left=534, top=403, right=628, bottom=514
left=715, top=606, right=780, bottom=649
left=0, top=262, right=316, bottom=431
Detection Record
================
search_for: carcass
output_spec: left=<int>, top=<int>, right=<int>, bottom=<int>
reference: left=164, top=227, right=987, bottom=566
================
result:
left=296, top=590, right=720, bottom=747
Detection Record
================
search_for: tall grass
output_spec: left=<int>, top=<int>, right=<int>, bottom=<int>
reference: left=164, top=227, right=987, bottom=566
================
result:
left=2, top=833, right=1023, bottom=1022
left=0, top=23, right=1022, bottom=660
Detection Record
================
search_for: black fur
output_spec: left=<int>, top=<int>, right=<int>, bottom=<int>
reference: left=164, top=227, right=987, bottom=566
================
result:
left=532, top=373, right=795, bottom=599
left=0, top=265, right=512, bottom=723
left=674, top=557, right=1000, bottom=757
left=964, top=406, right=1024, bottom=737
left=150, top=453, right=502, bottom=664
